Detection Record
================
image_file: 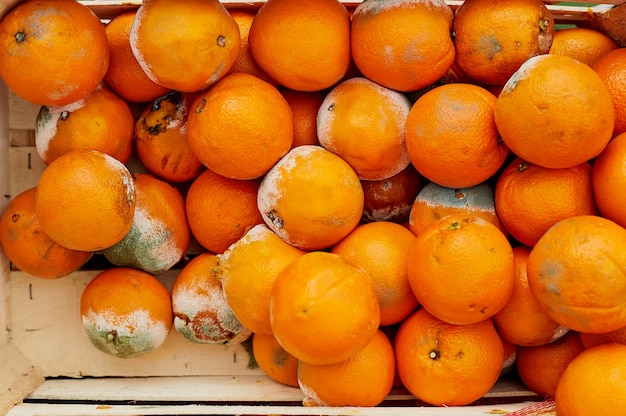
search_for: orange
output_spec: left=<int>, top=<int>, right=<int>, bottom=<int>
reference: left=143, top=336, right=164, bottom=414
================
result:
left=298, top=329, right=395, bottom=407
left=516, top=330, right=584, bottom=397
left=248, top=0, right=351, bottom=92
left=452, top=0, right=554, bottom=86
left=408, top=181, right=507, bottom=237
left=395, top=308, right=504, bottom=407
left=35, top=149, right=135, bottom=252
left=135, top=91, right=204, bottom=183
left=361, top=164, right=424, bottom=224
left=350, top=0, right=455, bottom=92
left=280, top=89, right=325, bottom=148
left=0, top=0, right=109, bottom=106
left=226, top=9, right=274, bottom=84
left=317, top=77, right=412, bottom=181
left=185, top=168, right=263, bottom=254
left=592, top=48, right=626, bottom=137
left=492, top=246, right=569, bottom=347
left=103, top=10, right=171, bottom=103
left=0, top=187, right=92, bottom=279
left=494, top=54, right=615, bottom=169
left=555, top=343, right=626, bottom=415
left=257, top=145, right=364, bottom=251
left=252, top=332, right=299, bottom=387
left=186, top=72, right=293, bottom=180
left=580, top=326, right=626, bottom=349
left=269, top=251, right=380, bottom=366
left=405, top=83, right=508, bottom=188
left=592, top=132, right=626, bottom=228
left=406, top=214, right=515, bottom=325
left=80, top=266, right=173, bottom=358
left=171, top=253, right=251, bottom=345
left=35, top=84, right=134, bottom=166
left=129, top=0, right=240, bottom=92
left=549, top=27, right=618, bottom=67
left=527, top=215, right=626, bottom=334
left=331, top=221, right=419, bottom=326
left=216, top=224, right=306, bottom=335
left=494, top=158, right=598, bottom=247
left=100, top=173, right=191, bottom=275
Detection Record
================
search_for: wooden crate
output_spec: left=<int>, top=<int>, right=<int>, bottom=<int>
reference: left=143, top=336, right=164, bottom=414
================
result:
left=1, top=1, right=623, bottom=414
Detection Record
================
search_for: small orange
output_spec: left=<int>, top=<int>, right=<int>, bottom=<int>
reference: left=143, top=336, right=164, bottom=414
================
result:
left=269, top=251, right=380, bottom=366
left=0, top=187, right=92, bottom=279
left=171, top=253, right=251, bottom=345
left=331, top=221, right=419, bottom=326
left=35, top=149, right=135, bottom=252
left=555, top=343, right=626, bottom=414
left=80, top=267, right=173, bottom=358
left=227, top=9, right=274, bottom=84
left=592, top=47, right=626, bottom=137
left=35, top=85, right=135, bottom=166
left=187, top=73, right=293, bottom=180
left=494, top=158, right=598, bottom=247
left=495, top=54, right=615, bottom=169
left=405, top=83, right=508, bottom=188
left=281, top=89, right=325, bottom=148
left=257, top=145, right=364, bottom=251
left=252, top=332, right=299, bottom=387
left=317, top=77, right=412, bottom=181
left=527, top=215, right=626, bottom=334
left=395, top=308, right=504, bottom=407
left=248, top=0, right=351, bottom=92
left=350, top=0, right=455, bottom=92
left=298, top=329, right=395, bottom=407
left=580, top=326, right=626, bottom=349
left=592, top=132, right=626, bottom=229
left=406, top=214, right=515, bottom=325
left=0, top=0, right=109, bottom=106
left=516, top=330, right=584, bottom=397
left=185, top=168, right=263, bottom=254
left=549, top=27, right=618, bottom=66
left=129, top=0, right=240, bottom=92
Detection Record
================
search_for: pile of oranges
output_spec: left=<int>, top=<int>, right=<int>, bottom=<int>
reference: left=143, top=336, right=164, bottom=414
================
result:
left=1, top=0, right=626, bottom=413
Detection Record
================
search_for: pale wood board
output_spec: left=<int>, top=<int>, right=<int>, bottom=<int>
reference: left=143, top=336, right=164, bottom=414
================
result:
left=0, top=343, right=46, bottom=415
left=1, top=78, right=11, bottom=348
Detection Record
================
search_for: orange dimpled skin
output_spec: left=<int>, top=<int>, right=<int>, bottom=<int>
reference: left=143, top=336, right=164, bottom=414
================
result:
left=592, top=48, right=626, bottom=137
left=549, top=27, right=618, bottom=67
left=252, top=332, right=299, bottom=387
left=592, top=132, right=626, bottom=229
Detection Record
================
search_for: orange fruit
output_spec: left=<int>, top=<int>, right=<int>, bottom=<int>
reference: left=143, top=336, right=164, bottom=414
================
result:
left=406, top=214, right=515, bottom=325
left=494, top=54, right=615, bottom=169
left=129, top=0, right=240, bottom=92
left=317, top=77, right=412, bottom=181
left=527, top=215, right=626, bottom=334
left=549, top=27, right=618, bottom=67
left=298, top=329, right=395, bottom=407
left=281, top=89, right=325, bottom=148
left=405, top=83, right=508, bottom=188
left=494, top=158, right=598, bottom=247
left=185, top=168, right=263, bottom=254
left=187, top=72, right=293, bottom=180
left=350, top=0, right=455, bottom=92
left=217, top=224, right=306, bottom=335
left=35, top=149, right=135, bottom=252
left=516, top=330, right=584, bottom=397
left=227, top=9, right=274, bottom=84
left=555, top=343, right=626, bottom=415
left=80, top=267, right=173, bottom=358
left=592, top=48, right=626, bottom=137
left=103, top=10, right=171, bottom=103
left=492, top=246, right=569, bottom=347
left=395, top=308, right=504, bottom=407
left=0, top=0, right=109, bottom=106
left=331, top=221, right=419, bottom=326
left=252, top=332, right=299, bottom=387
left=135, top=91, right=205, bottom=183
left=248, top=0, right=351, bottom=92
left=592, top=132, right=626, bottom=228
left=361, top=164, right=425, bottom=224
left=0, top=187, right=92, bottom=279
left=100, top=173, right=191, bottom=275
left=171, top=253, right=251, bottom=345
left=580, top=326, right=626, bottom=349
left=452, top=0, right=554, bottom=86
left=35, top=84, right=134, bottom=166
left=408, top=181, right=507, bottom=237
left=269, top=251, right=380, bottom=366
left=257, top=145, right=364, bottom=251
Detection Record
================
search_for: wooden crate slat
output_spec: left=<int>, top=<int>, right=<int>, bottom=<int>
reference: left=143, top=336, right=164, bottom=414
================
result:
left=0, top=343, right=46, bottom=416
